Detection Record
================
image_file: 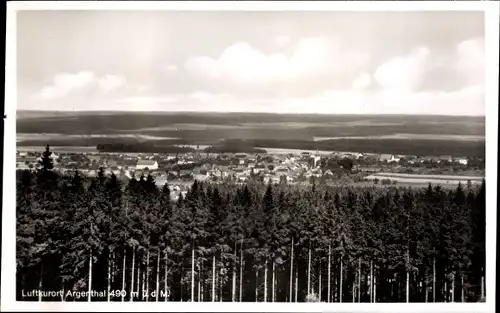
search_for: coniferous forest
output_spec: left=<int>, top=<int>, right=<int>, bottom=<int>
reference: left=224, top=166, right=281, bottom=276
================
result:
left=16, top=146, right=486, bottom=303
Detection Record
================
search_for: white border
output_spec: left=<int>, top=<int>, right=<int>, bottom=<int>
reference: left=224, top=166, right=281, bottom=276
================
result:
left=2, top=1, right=498, bottom=312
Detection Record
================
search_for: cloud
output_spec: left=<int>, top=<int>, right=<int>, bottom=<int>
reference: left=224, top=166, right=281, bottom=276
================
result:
left=352, top=73, right=372, bottom=90
left=116, top=96, right=178, bottom=104
left=98, top=74, right=126, bottom=92
left=36, top=71, right=128, bottom=99
left=109, top=83, right=483, bottom=116
left=274, top=35, right=290, bottom=47
left=37, top=71, right=95, bottom=99
left=454, top=37, right=484, bottom=85
left=374, top=46, right=430, bottom=92
left=164, top=64, right=178, bottom=72
left=185, top=37, right=369, bottom=84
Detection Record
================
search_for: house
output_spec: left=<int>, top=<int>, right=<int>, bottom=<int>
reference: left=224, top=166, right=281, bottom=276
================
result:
left=313, top=155, right=321, bottom=167
left=379, top=154, right=393, bottom=162
left=193, top=167, right=204, bottom=175
left=136, top=160, right=158, bottom=170
left=380, top=154, right=399, bottom=163
left=165, top=155, right=177, bottom=161
left=275, top=166, right=289, bottom=174
left=439, top=155, right=453, bottom=163
left=179, top=169, right=193, bottom=177
left=194, top=174, right=208, bottom=182
left=238, top=175, right=249, bottom=182
left=16, top=162, right=30, bottom=170
left=323, top=169, right=334, bottom=176
left=454, top=157, right=468, bottom=165
left=355, top=153, right=364, bottom=159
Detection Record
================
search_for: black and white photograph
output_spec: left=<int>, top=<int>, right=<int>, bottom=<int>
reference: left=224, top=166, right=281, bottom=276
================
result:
left=2, top=1, right=498, bottom=312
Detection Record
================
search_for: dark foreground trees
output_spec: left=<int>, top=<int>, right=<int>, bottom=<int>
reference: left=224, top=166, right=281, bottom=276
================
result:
left=16, top=148, right=486, bottom=302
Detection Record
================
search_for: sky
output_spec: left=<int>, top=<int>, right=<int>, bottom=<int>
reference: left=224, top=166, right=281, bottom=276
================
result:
left=16, top=10, right=486, bottom=115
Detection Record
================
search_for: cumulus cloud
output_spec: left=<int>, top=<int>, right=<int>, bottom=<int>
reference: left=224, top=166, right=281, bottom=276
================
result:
left=374, top=46, right=430, bottom=92
left=98, top=74, right=126, bottom=92
left=36, top=71, right=127, bottom=99
left=185, top=37, right=369, bottom=84
left=31, top=35, right=484, bottom=116
left=164, top=64, right=178, bottom=72
left=454, top=37, right=484, bottom=86
left=37, top=71, right=95, bottom=99
left=274, top=35, right=290, bottom=47
left=352, top=73, right=372, bottom=90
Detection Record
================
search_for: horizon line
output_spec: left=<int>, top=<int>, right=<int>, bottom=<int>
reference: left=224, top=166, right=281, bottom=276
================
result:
left=16, top=109, right=486, bottom=118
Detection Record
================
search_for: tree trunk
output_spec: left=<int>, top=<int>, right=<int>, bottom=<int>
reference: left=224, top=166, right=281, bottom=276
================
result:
left=88, top=249, right=92, bottom=302
left=373, top=268, right=376, bottom=303
left=198, top=264, right=201, bottom=302
left=358, top=257, right=361, bottom=303
left=289, top=237, right=294, bottom=303
left=294, top=268, right=298, bottom=303
left=432, top=257, right=436, bottom=303
left=340, top=255, right=343, bottom=303
left=239, top=241, right=243, bottom=302
left=369, top=259, right=373, bottom=303
left=137, top=263, right=141, bottom=300
left=164, top=249, right=168, bottom=302
left=112, top=251, right=115, bottom=284
left=146, top=249, right=150, bottom=301
left=255, top=270, right=259, bottom=302
left=191, top=243, right=195, bottom=302
left=352, top=274, right=356, bottom=303
left=481, top=267, right=485, bottom=299
left=461, top=275, right=464, bottom=302
left=444, top=273, right=448, bottom=303
left=272, top=261, right=276, bottom=302
left=425, top=269, right=428, bottom=303
left=107, top=251, right=111, bottom=302
left=307, top=242, right=312, bottom=295
left=232, top=242, right=237, bottom=302
left=327, top=244, right=331, bottom=303
left=219, top=267, right=223, bottom=302
left=201, top=260, right=204, bottom=302
left=390, top=277, right=394, bottom=300
left=156, top=250, right=160, bottom=302
left=142, top=269, right=146, bottom=301
left=212, top=255, right=216, bottom=302
left=451, top=273, right=455, bottom=303
left=406, top=268, right=410, bottom=303
left=130, top=247, right=135, bottom=302
left=264, top=260, right=268, bottom=302
left=38, top=262, right=43, bottom=302
left=319, top=263, right=322, bottom=302
left=122, top=248, right=126, bottom=302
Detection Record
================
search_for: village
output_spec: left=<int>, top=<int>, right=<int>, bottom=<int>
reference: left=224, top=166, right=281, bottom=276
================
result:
left=16, top=146, right=484, bottom=201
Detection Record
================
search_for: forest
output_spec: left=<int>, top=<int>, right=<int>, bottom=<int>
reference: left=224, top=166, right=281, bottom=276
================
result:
left=16, top=146, right=486, bottom=303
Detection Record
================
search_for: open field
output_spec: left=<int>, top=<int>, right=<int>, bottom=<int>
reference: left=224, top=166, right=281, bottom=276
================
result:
left=372, top=172, right=484, bottom=181
left=16, top=111, right=485, bottom=157
left=365, top=172, right=484, bottom=185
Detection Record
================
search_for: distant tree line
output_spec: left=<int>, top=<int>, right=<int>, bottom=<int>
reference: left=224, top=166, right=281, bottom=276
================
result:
left=246, top=139, right=485, bottom=159
left=16, top=145, right=486, bottom=302
left=96, top=144, right=195, bottom=154
left=204, top=140, right=267, bottom=154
